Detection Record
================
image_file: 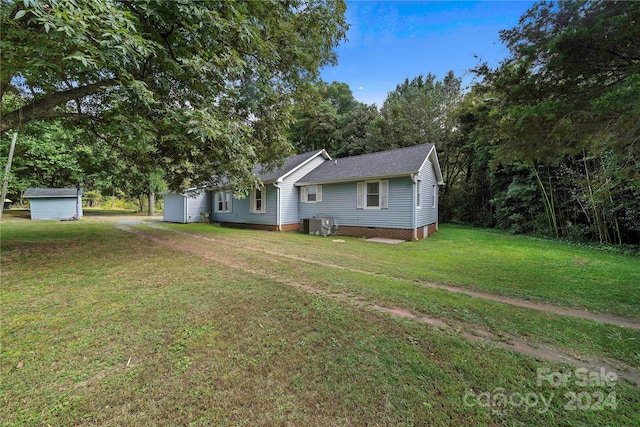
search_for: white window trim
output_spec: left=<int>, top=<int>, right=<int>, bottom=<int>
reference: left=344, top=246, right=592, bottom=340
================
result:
left=301, top=185, right=322, bottom=203
left=358, top=180, right=388, bottom=210
left=432, top=184, right=437, bottom=208
left=214, top=190, right=232, bottom=213
left=364, top=180, right=381, bottom=209
left=416, top=179, right=421, bottom=209
left=250, top=186, right=266, bottom=214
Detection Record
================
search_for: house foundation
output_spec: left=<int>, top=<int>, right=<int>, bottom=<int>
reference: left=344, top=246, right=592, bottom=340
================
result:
left=335, top=223, right=438, bottom=241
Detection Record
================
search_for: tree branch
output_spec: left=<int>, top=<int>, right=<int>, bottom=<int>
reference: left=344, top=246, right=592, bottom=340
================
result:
left=1, top=79, right=118, bottom=133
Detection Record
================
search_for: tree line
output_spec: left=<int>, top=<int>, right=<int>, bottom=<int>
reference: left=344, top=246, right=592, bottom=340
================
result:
left=288, top=1, right=639, bottom=245
left=2, top=1, right=638, bottom=244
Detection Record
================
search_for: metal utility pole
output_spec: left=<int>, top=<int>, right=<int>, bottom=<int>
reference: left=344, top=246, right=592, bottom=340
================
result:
left=0, top=132, right=18, bottom=221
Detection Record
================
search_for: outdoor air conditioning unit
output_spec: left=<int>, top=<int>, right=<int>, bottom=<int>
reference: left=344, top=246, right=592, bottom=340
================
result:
left=302, top=216, right=336, bottom=236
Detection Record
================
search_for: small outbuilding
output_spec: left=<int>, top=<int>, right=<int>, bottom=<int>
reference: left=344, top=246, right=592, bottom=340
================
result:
left=162, top=190, right=211, bottom=223
left=24, top=188, right=84, bottom=220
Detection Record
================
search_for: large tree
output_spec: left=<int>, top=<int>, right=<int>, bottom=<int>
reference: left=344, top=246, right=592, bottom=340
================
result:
left=288, top=80, right=366, bottom=155
left=1, top=0, right=347, bottom=191
left=475, top=0, right=639, bottom=164
left=474, top=0, right=640, bottom=243
left=369, top=72, right=466, bottom=221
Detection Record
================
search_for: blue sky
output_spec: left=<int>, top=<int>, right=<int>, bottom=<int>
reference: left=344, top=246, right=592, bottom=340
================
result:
left=320, top=0, right=536, bottom=106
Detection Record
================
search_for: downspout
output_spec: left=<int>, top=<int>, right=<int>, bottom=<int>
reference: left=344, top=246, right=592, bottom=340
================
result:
left=411, top=174, right=418, bottom=241
left=273, top=182, right=282, bottom=231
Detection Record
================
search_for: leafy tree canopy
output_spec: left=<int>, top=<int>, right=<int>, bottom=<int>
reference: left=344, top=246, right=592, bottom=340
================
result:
left=288, top=80, right=367, bottom=155
left=475, top=0, right=640, bottom=169
left=1, top=0, right=348, bottom=192
left=372, top=72, right=463, bottom=151
left=470, top=0, right=640, bottom=244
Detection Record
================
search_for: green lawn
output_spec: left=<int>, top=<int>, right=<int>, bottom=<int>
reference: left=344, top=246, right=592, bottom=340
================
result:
left=177, top=223, right=639, bottom=320
left=2, top=219, right=639, bottom=426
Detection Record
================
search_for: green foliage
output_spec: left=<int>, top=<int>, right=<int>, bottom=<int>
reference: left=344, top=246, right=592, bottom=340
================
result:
left=470, top=0, right=640, bottom=244
left=0, top=121, right=83, bottom=198
left=372, top=72, right=462, bottom=150
left=476, top=0, right=640, bottom=164
left=288, top=80, right=373, bottom=156
left=369, top=71, right=470, bottom=223
left=490, top=164, right=544, bottom=235
left=334, top=103, right=380, bottom=157
left=2, top=0, right=348, bottom=192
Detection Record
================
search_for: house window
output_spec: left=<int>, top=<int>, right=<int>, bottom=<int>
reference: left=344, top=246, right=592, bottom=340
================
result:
left=215, top=190, right=232, bottom=213
left=251, top=186, right=266, bottom=213
left=301, top=185, right=322, bottom=203
left=416, top=179, right=421, bottom=208
left=307, top=186, right=317, bottom=202
left=357, top=180, right=388, bottom=209
left=432, top=184, right=437, bottom=208
left=366, top=182, right=380, bottom=207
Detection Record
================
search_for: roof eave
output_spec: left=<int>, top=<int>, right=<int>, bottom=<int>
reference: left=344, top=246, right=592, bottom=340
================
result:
left=276, top=149, right=332, bottom=183
left=296, top=171, right=417, bottom=187
left=25, top=195, right=82, bottom=199
left=418, top=145, right=445, bottom=185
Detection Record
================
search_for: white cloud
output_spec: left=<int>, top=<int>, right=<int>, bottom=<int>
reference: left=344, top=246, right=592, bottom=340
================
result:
left=358, top=86, right=364, bottom=90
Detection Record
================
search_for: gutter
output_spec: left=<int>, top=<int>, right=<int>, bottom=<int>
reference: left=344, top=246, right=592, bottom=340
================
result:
left=295, top=171, right=420, bottom=187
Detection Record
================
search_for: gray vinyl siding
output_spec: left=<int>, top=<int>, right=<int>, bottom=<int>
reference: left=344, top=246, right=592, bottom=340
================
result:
left=163, top=193, right=210, bottom=223
left=416, top=159, right=438, bottom=227
left=163, top=194, right=186, bottom=223
left=29, top=197, right=82, bottom=220
left=186, top=192, right=211, bottom=223
left=211, top=185, right=278, bottom=225
left=299, top=177, right=414, bottom=229
left=280, top=156, right=327, bottom=225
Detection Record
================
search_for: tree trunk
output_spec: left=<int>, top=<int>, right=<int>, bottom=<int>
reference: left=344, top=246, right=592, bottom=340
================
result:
left=531, top=163, right=559, bottom=238
left=148, top=192, right=155, bottom=216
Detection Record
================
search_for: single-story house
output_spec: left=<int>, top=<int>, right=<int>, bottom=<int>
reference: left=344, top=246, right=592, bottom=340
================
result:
left=165, top=144, right=444, bottom=240
left=24, top=188, right=84, bottom=220
left=162, top=190, right=211, bottom=223
left=211, top=149, right=331, bottom=231
left=296, top=144, right=444, bottom=240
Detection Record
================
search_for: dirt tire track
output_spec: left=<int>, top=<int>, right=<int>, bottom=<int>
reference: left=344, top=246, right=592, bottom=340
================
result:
left=144, top=223, right=640, bottom=331
left=118, top=223, right=640, bottom=386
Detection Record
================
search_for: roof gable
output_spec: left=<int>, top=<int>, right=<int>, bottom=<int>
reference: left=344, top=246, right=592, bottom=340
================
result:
left=24, top=188, right=84, bottom=198
left=254, top=149, right=330, bottom=183
left=418, top=145, right=445, bottom=185
left=296, top=144, right=438, bottom=185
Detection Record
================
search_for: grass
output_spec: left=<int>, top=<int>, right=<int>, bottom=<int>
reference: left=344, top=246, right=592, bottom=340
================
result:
left=2, top=219, right=639, bottom=426
left=84, top=208, right=140, bottom=215
left=139, top=223, right=640, bottom=366
left=167, top=223, right=640, bottom=320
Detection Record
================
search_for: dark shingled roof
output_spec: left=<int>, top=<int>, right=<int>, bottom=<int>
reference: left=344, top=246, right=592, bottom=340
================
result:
left=24, top=188, right=85, bottom=198
left=254, top=149, right=328, bottom=183
left=297, top=144, right=436, bottom=185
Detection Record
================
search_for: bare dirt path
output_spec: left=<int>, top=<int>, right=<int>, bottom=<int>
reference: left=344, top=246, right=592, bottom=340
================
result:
left=117, top=223, right=640, bottom=385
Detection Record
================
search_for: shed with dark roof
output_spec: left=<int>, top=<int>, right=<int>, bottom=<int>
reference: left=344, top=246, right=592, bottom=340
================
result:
left=24, top=188, right=84, bottom=220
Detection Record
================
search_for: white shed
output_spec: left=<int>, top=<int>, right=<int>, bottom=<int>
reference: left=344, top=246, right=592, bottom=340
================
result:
left=24, top=188, right=84, bottom=220
left=163, top=191, right=211, bottom=223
